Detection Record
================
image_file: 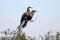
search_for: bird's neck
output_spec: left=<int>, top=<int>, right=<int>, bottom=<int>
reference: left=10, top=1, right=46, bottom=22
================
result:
left=26, top=12, right=30, bottom=16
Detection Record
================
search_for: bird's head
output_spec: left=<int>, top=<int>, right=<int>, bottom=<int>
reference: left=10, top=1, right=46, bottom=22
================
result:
left=27, top=7, right=32, bottom=9
left=30, top=10, right=37, bottom=17
left=31, top=10, right=37, bottom=13
left=27, top=7, right=32, bottom=11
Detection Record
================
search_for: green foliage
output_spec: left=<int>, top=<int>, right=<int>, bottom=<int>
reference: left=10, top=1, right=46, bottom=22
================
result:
left=0, top=29, right=60, bottom=40
left=56, top=32, right=60, bottom=40
left=0, top=28, right=35, bottom=40
left=0, top=37, right=6, bottom=40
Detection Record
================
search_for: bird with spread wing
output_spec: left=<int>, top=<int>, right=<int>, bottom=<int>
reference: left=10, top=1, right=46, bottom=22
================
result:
left=18, top=7, right=37, bottom=30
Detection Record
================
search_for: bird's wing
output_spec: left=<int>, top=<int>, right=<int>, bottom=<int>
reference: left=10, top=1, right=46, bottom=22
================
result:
left=20, top=12, right=27, bottom=21
left=20, top=12, right=27, bottom=26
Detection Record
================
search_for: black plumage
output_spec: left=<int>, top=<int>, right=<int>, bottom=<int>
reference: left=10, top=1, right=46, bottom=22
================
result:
left=21, top=10, right=37, bottom=28
left=20, top=7, right=32, bottom=28
left=18, top=7, right=37, bottom=29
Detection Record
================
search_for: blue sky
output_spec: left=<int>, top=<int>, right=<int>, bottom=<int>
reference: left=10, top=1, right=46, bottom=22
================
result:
left=0, top=0, right=60, bottom=37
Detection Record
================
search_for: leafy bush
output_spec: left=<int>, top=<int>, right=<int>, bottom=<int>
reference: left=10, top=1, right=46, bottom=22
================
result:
left=0, top=28, right=60, bottom=40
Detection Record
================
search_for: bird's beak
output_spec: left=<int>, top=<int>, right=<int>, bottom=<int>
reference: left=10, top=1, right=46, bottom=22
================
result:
left=34, top=10, right=37, bottom=12
left=28, top=7, right=33, bottom=9
left=35, top=10, right=39, bottom=12
left=35, top=10, right=37, bottom=12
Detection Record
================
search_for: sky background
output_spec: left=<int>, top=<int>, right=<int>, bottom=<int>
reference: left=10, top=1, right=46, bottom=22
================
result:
left=0, top=0, right=60, bottom=37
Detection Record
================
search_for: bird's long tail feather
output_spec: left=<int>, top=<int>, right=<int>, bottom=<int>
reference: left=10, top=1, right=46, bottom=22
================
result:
left=21, top=21, right=28, bottom=28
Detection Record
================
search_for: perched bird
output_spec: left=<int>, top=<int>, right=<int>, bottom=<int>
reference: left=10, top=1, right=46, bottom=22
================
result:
left=18, top=7, right=37, bottom=30
left=21, top=10, right=37, bottom=28
left=19, top=7, right=32, bottom=28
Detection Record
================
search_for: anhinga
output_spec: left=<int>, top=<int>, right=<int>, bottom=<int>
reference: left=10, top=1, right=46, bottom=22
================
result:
left=18, top=7, right=37, bottom=29
left=21, top=10, right=37, bottom=28
left=19, top=7, right=32, bottom=28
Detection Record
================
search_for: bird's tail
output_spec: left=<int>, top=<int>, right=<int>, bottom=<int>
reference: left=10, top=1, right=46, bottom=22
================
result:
left=21, top=21, right=28, bottom=28
left=18, top=21, right=28, bottom=31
